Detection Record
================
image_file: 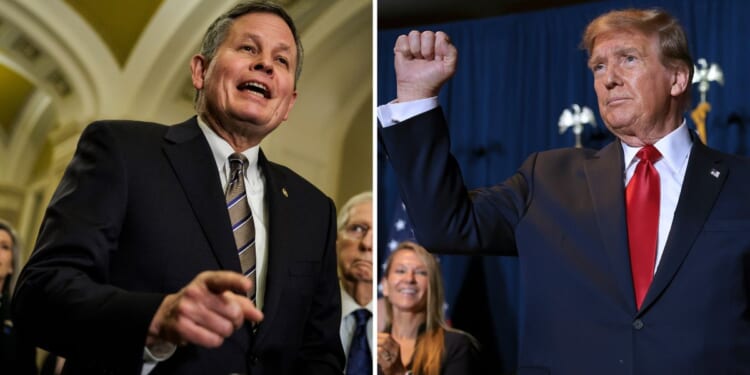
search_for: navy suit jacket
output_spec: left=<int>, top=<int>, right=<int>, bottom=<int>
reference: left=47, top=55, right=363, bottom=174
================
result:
left=13, top=117, right=344, bottom=374
left=379, top=107, right=750, bottom=375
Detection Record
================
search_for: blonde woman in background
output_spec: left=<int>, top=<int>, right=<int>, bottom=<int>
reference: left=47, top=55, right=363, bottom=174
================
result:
left=377, top=241, right=479, bottom=375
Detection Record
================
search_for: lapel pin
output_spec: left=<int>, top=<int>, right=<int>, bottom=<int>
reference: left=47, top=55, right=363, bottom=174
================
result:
left=710, top=168, right=720, bottom=178
left=282, top=187, right=288, bottom=197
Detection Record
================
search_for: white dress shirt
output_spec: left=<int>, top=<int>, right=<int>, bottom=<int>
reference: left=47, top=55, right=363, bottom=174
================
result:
left=377, top=97, right=439, bottom=127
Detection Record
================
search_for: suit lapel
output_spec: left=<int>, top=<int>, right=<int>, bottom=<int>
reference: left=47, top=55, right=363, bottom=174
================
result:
left=638, top=140, right=727, bottom=314
left=584, top=141, right=636, bottom=310
left=253, top=150, right=291, bottom=345
left=162, top=117, right=241, bottom=272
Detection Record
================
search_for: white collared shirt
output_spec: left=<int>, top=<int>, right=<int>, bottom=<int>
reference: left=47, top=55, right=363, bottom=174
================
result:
left=622, top=121, right=692, bottom=272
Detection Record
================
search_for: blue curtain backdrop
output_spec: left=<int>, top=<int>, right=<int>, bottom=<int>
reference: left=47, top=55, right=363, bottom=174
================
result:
left=377, top=0, right=750, bottom=373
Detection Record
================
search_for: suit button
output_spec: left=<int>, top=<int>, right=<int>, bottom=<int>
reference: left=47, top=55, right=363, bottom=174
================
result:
left=632, top=319, right=644, bottom=330
left=249, top=355, right=258, bottom=364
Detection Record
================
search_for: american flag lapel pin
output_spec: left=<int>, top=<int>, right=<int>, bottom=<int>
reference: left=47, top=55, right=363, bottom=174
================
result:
left=710, top=168, right=720, bottom=178
left=282, top=187, right=289, bottom=197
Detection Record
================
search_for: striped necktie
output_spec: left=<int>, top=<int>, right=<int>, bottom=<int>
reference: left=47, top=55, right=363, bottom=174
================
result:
left=226, top=153, right=256, bottom=301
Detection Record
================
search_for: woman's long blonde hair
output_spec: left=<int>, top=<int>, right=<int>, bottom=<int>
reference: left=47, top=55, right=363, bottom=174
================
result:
left=382, top=241, right=449, bottom=375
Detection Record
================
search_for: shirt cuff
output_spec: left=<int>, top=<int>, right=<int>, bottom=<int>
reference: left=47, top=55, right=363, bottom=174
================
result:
left=377, top=97, right=439, bottom=127
left=143, top=340, right=177, bottom=362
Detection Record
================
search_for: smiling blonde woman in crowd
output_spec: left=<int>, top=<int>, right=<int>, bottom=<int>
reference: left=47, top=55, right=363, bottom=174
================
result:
left=377, top=241, right=479, bottom=375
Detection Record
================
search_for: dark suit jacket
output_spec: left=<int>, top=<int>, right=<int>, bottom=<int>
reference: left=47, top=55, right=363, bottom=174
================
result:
left=13, top=117, right=344, bottom=374
left=380, top=107, right=750, bottom=375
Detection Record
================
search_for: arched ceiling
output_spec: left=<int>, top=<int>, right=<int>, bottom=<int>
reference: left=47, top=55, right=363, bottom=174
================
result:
left=0, top=0, right=372, bottom=206
left=0, top=64, right=33, bottom=136
left=64, top=0, right=164, bottom=67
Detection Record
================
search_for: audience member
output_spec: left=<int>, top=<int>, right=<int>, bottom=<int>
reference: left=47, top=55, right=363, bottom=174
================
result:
left=378, top=241, right=479, bottom=375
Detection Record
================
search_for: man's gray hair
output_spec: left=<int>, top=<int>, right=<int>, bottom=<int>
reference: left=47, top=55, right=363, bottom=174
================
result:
left=337, top=192, right=372, bottom=232
left=195, top=0, right=304, bottom=103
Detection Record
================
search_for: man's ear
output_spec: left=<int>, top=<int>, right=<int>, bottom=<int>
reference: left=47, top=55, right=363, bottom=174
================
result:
left=671, top=63, right=690, bottom=97
left=280, top=91, right=298, bottom=121
left=190, top=54, right=207, bottom=90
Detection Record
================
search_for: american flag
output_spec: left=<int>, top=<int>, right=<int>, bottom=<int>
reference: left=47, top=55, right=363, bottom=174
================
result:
left=386, top=201, right=416, bottom=252
left=378, top=200, right=415, bottom=296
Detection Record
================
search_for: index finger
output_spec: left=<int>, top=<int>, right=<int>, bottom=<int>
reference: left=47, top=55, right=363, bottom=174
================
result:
left=394, top=34, right=412, bottom=60
left=202, top=271, right=252, bottom=294
left=223, top=290, right=264, bottom=323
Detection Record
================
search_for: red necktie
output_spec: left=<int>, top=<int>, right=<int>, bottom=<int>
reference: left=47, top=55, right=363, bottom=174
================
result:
left=626, top=145, right=662, bottom=310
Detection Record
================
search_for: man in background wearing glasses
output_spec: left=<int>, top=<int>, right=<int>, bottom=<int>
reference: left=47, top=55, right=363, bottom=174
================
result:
left=336, top=192, right=373, bottom=375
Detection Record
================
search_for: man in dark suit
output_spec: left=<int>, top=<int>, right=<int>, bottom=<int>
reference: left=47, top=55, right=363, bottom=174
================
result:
left=12, top=1, right=344, bottom=374
left=378, top=8, right=750, bottom=375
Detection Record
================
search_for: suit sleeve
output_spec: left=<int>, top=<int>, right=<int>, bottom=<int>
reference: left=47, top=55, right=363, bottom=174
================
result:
left=294, top=197, right=346, bottom=373
left=379, top=107, right=532, bottom=255
left=12, top=123, right=164, bottom=371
